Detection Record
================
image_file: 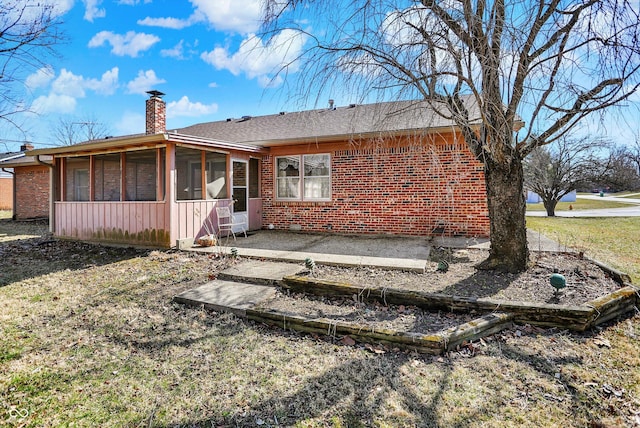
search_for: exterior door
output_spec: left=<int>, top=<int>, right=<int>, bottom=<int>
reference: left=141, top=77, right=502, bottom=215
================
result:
left=232, top=160, right=248, bottom=232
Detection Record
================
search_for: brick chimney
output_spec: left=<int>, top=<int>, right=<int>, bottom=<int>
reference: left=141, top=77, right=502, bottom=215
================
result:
left=145, top=90, right=166, bottom=134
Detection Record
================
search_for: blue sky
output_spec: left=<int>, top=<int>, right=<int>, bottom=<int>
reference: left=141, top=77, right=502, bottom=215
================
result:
left=2, top=0, right=639, bottom=152
left=2, top=0, right=311, bottom=151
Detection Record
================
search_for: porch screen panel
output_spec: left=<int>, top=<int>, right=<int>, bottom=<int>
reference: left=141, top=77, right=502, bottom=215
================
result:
left=303, top=154, right=330, bottom=200
left=94, top=154, right=121, bottom=201
left=65, top=157, right=90, bottom=201
left=125, top=150, right=158, bottom=201
left=276, top=156, right=300, bottom=199
left=249, top=158, right=259, bottom=198
left=176, top=147, right=202, bottom=201
left=205, top=152, right=227, bottom=199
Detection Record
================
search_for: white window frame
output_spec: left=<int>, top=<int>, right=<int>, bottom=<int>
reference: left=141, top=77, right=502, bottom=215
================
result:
left=275, top=154, right=331, bottom=201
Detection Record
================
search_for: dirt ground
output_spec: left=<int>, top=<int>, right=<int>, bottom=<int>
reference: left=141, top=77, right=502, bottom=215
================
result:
left=311, top=248, right=624, bottom=306
left=258, top=248, right=626, bottom=335
left=2, top=218, right=639, bottom=427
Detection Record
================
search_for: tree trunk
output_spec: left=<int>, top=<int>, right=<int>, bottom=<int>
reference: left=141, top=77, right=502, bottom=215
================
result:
left=543, top=199, right=558, bottom=217
left=476, top=156, right=529, bottom=273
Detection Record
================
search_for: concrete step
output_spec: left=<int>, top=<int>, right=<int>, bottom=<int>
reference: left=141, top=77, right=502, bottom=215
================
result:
left=174, top=280, right=277, bottom=317
left=217, top=260, right=305, bottom=286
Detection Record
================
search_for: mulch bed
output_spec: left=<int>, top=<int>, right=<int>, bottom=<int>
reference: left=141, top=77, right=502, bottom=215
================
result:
left=260, top=290, right=480, bottom=335
left=309, top=248, right=625, bottom=306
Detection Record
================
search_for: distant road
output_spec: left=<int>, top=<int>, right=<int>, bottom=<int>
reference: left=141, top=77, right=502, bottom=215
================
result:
left=526, top=194, right=640, bottom=217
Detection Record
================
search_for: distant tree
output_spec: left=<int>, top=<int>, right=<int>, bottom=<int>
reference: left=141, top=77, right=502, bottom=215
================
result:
left=524, top=137, right=608, bottom=216
left=595, top=145, right=640, bottom=192
left=263, top=0, right=640, bottom=272
left=0, top=1, right=62, bottom=131
left=630, top=141, right=640, bottom=178
left=52, top=115, right=111, bottom=146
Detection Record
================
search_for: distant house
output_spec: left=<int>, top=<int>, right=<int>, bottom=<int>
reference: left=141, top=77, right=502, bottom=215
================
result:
left=25, top=91, right=493, bottom=248
left=0, top=146, right=51, bottom=219
left=526, top=190, right=577, bottom=204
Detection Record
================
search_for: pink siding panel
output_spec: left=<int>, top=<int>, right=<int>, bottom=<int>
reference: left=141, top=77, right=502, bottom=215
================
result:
left=249, top=198, right=262, bottom=231
left=54, top=202, right=170, bottom=246
left=174, top=199, right=234, bottom=241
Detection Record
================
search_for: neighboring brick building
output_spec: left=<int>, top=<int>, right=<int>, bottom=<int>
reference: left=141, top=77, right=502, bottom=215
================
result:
left=14, top=164, right=50, bottom=219
left=0, top=147, right=51, bottom=219
left=0, top=151, right=51, bottom=220
left=0, top=175, right=12, bottom=210
left=25, top=92, right=498, bottom=248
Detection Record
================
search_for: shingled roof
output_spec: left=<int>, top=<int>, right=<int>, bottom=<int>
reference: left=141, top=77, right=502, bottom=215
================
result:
left=176, top=97, right=482, bottom=146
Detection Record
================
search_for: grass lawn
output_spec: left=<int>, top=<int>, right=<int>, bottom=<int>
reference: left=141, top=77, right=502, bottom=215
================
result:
left=526, top=216, right=640, bottom=283
left=1, top=215, right=639, bottom=427
left=526, top=198, right=636, bottom=211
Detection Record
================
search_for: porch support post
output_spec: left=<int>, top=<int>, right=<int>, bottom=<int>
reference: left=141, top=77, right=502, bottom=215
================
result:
left=165, top=143, right=177, bottom=247
left=120, top=153, right=126, bottom=201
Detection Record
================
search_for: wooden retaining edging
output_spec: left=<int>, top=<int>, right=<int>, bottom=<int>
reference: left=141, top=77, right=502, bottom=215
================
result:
left=282, top=276, right=638, bottom=332
left=246, top=308, right=514, bottom=354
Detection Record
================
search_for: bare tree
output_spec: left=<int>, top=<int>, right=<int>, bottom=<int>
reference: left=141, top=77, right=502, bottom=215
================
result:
left=262, top=0, right=640, bottom=272
left=595, top=144, right=640, bottom=191
left=524, top=137, right=609, bottom=216
left=52, top=114, right=111, bottom=146
left=1, top=1, right=62, bottom=130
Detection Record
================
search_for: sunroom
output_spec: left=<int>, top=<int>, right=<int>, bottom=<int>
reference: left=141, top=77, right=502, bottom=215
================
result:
left=31, top=133, right=264, bottom=247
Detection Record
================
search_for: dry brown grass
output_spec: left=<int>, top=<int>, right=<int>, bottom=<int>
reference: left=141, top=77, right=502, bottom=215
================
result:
left=1, top=214, right=639, bottom=427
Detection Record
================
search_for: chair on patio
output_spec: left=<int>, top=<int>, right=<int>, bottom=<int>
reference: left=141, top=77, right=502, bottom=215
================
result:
left=216, top=206, right=247, bottom=240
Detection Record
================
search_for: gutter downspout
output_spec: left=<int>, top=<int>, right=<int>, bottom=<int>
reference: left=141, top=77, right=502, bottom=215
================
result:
left=35, top=155, right=55, bottom=233
left=1, top=168, right=15, bottom=220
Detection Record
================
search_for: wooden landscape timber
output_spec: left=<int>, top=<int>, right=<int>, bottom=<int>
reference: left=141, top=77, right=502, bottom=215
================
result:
left=245, top=308, right=514, bottom=354
left=282, top=267, right=638, bottom=332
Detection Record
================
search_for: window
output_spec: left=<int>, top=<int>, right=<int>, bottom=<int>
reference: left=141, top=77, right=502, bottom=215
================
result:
left=205, top=152, right=227, bottom=199
left=75, top=169, right=89, bottom=201
left=125, top=150, right=161, bottom=201
left=94, top=154, right=121, bottom=201
left=65, top=157, right=90, bottom=201
left=176, top=147, right=203, bottom=201
left=60, top=150, right=165, bottom=202
left=249, top=158, right=260, bottom=198
left=275, top=154, right=330, bottom=201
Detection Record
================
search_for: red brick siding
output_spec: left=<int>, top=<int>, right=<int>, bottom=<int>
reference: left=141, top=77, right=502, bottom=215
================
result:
left=15, top=165, right=50, bottom=219
left=261, top=133, right=489, bottom=237
left=0, top=177, right=12, bottom=210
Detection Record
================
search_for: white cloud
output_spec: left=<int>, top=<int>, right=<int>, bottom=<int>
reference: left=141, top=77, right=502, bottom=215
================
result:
left=167, top=96, right=218, bottom=118
left=160, top=40, right=185, bottom=59
left=88, top=31, right=160, bottom=57
left=126, top=70, right=166, bottom=95
left=28, top=67, right=120, bottom=114
left=83, top=0, right=106, bottom=22
left=31, top=93, right=77, bottom=114
left=85, top=67, right=120, bottom=95
left=201, top=30, right=307, bottom=87
left=208, top=82, right=218, bottom=88
left=137, top=14, right=202, bottom=29
left=50, top=0, right=75, bottom=17
left=118, top=0, right=152, bottom=4
left=52, top=69, right=87, bottom=98
left=115, top=111, right=145, bottom=135
left=25, top=67, right=55, bottom=90
left=257, top=75, right=283, bottom=88
left=10, top=0, right=74, bottom=21
left=189, top=0, right=262, bottom=34
left=136, top=0, right=262, bottom=33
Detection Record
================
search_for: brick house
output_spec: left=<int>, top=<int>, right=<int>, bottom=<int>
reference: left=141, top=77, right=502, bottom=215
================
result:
left=0, top=147, right=51, bottom=219
left=25, top=91, right=491, bottom=247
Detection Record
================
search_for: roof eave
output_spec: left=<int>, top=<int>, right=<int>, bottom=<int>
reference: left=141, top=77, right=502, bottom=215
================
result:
left=251, top=124, right=480, bottom=147
left=29, top=134, right=169, bottom=157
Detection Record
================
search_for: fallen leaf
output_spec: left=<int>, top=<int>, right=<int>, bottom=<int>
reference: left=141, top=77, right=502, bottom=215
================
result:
left=341, top=336, right=356, bottom=346
left=364, top=343, right=386, bottom=354
left=593, top=337, right=611, bottom=348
